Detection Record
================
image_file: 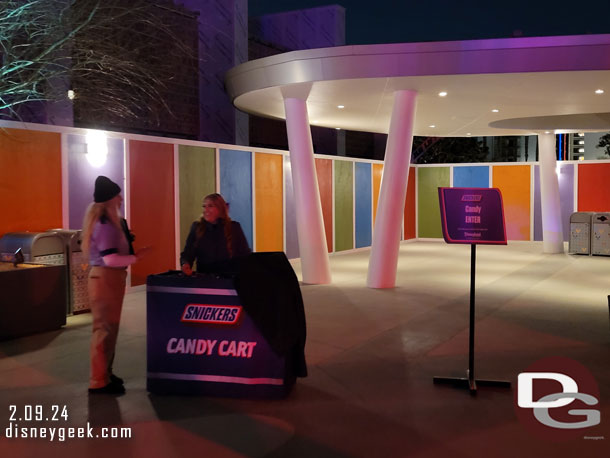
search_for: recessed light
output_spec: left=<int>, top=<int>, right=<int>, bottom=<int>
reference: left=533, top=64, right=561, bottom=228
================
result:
left=491, top=109, right=499, bottom=113
left=438, top=91, right=448, bottom=97
left=545, top=131, right=551, bottom=134
left=466, top=133, right=471, bottom=136
left=595, top=89, right=604, bottom=94
left=335, top=127, right=341, bottom=130
left=429, top=125, right=435, bottom=128
left=337, top=105, right=345, bottom=109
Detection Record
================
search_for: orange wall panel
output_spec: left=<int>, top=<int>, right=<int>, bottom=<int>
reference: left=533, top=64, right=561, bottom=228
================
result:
left=315, top=158, right=333, bottom=252
left=255, top=153, right=283, bottom=251
left=0, top=129, right=62, bottom=235
left=403, top=167, right=416, bottom=239
left=373, top=163, right=383, bottom=224
left=128, top=140, right=175, bottom=286
left=577, top=163, right=610, bottom=211
left=492, top=165, right=531, bottom=241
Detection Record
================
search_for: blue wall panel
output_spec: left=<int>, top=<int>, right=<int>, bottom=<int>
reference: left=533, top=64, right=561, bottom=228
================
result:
left=453, top=166, right=489, bottom=188
left=284, top=156, right=299, bottom=259
left=219, top=149, right=253, bottom=249
left=355, top=162, right=372, bottom=248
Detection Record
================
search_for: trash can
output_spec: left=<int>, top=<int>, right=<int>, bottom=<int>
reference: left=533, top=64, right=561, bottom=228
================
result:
left=0, top=232, right=67, bottom=339
left=591, top=213, right=610, bottom=256
left=0, top=232, right=66, bottom=265
left=47, top=229, right=90, bottom=314
left=569, top=212, right=594, bottom=255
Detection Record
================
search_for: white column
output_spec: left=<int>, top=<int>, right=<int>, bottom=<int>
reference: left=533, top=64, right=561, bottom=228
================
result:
left=538, top=133, right=564, bottom=253
left=367, top=90, right=417, bottom=288
left=284, top=97, right=331, bottom=284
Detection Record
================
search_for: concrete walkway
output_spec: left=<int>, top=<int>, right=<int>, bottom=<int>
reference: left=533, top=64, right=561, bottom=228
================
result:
left=1, top=241, right=608, bottom=457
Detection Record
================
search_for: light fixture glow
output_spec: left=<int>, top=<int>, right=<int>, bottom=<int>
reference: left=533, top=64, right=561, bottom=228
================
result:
left=335, top=127, right=341, bottom=130
left=85, top=130, right=108, bottom=168
left=67, top=90, right=75, bottom=100
left=429, top=125, right=435, bottom=128
left=579, top=148, right=585, bottom=153
left=595, top=89, right=604, bottom=94
left=578, top=140, right=584, bottom=145
left=491, top=109, right=499, bottom=113
left=466, top=133, right=471, bottom=136
left=438, top=91, right=448, bottom=97
left=544, top=131, right=551, bottom=134
left=337, top=105, right=345, bottom=109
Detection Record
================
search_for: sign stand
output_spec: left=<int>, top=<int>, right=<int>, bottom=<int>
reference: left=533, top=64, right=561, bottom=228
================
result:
left=433, top=244, right=511, bottom=393
left=434, top=187, right=511, bottom=394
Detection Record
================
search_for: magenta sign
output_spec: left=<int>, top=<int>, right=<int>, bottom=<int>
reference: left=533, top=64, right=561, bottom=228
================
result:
left=438, top=187, right=507, bottom=245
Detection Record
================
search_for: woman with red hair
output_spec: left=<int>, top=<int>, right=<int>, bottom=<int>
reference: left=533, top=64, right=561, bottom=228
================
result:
left=180, top=193, right=250, bottom=275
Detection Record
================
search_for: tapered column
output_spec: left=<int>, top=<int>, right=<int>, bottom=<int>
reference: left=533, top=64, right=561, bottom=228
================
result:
left=284, top=97, right=331, bottom=284
left=367, top=90, right=417, bottom=288
left=538, top=133, right=564, bottom=253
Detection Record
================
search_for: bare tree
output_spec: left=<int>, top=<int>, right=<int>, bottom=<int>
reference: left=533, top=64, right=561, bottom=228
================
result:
left=0, top=0, right=198, bottom=130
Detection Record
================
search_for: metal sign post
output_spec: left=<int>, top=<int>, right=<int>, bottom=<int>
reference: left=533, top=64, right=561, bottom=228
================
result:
left=433, top=187, right=511, bottom=394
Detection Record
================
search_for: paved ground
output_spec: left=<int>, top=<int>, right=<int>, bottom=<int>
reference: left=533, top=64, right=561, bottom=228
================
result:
left=1, top=241, right=608, bottom=457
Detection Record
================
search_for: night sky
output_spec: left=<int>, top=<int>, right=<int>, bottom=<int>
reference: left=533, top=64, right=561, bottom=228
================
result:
left=249, top=0, right=610, bottom=44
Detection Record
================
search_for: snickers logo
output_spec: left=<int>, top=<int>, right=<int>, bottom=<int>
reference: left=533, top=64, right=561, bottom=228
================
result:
left=181, top=304, right=241, bottom=325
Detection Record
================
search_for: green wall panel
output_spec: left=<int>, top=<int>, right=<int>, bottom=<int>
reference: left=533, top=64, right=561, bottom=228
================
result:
left=334, top=160, right=354, bottom=251
left=179, top=145, right=216, bottom=250
left=417, top=167, right=450, bottom=238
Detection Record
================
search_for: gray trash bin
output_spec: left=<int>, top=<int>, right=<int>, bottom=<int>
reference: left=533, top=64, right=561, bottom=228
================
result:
left=47, top=229, right=90, bottom=314
left=0, top=232, right=67, bottom=337
left=0, top=232, right=66, bottom=264
left=569, top=212, right=594, bottom=255
left=591, top=213, right=610, bottom=256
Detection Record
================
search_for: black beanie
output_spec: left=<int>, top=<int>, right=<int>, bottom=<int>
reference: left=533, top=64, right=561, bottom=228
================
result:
left=94, top=176, right=121, bottom=203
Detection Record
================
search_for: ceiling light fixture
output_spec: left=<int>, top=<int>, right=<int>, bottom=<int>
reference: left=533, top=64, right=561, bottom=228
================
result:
left=595, top=89, right=604, bottom=94
left=335, top=127, right=341, bottom=130
left=429, top=125, right=435, bottom=128
left=337, top=105, right=345, bottom=109
left=438, top=91, right=448, bottom=97
left=491, top=109, right=499, bottom=113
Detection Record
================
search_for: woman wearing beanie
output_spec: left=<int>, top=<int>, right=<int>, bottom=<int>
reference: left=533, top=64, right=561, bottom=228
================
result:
left=180, top=193, right=250, bottom=275
left=82, top=176, right=146, bottom=394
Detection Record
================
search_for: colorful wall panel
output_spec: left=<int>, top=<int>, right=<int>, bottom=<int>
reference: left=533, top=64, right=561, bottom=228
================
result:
left=255, top=152, right=283, bottom=252
left=453, top=165, right=489, bottom=188
left=315, top=158, right=334, bottom=252
left=284, top=156, right=299, bottom=259
left=355, top=162, right=372, bottom=248
left=334, top=160, right=354, bottom=251
left=219, top=149, right=253, bottom=249
left=404, top=167, right=416, bottom=240
left=128, top=140, right=176, bottom=286
left=533, top=164, right=574, bottom=242
left=68, top=135, right=125, bottom=230
left=417, top=167, right=450, bottom=238
left=0, top=129, right=62, bottom=235
left=577, top=163, right=610, bottom=211
left=372, top=163, right=383, bottom=224
left=178, top=145, right=216, bottom=250
left=492, top=165, right=531, bottom=241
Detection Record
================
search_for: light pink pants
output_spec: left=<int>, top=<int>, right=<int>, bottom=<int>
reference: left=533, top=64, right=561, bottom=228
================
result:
left=88, top=266, right=127, bottom=389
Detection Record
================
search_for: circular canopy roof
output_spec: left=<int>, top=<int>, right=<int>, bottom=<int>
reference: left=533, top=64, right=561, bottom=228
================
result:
left=225, top=34, right=610, bottom=137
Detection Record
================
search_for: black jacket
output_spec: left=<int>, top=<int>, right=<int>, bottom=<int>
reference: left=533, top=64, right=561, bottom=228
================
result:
left=180, top=219, right=250, bottom=272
